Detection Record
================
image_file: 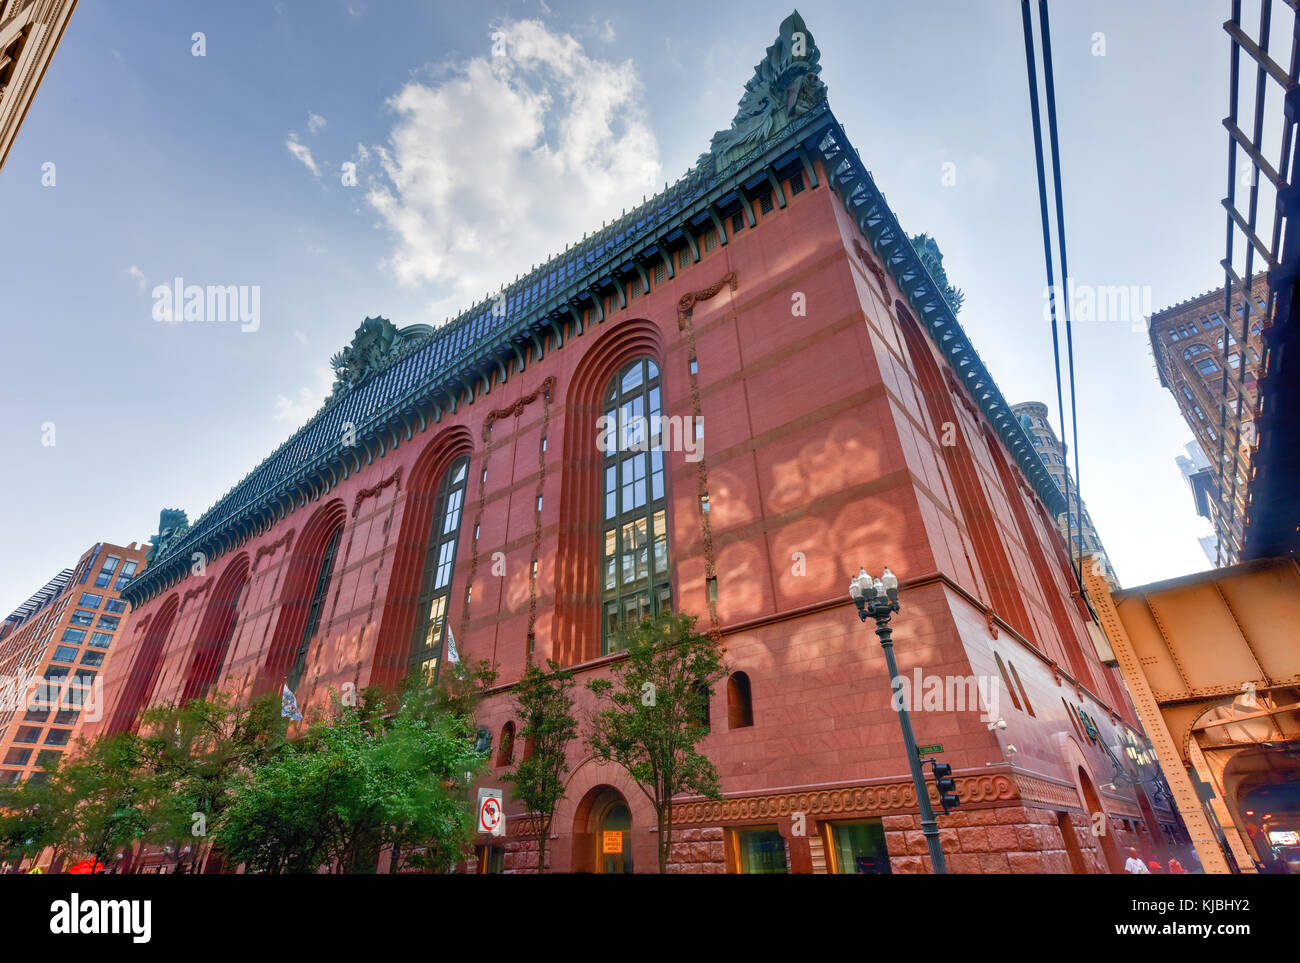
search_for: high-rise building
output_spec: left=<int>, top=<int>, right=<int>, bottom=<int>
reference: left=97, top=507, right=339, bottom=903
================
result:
left=89, top=13, right=1175, bottom=873
left=0, top=540, right=146, bottom=785
left=0, top=0, right=78, bottom=171
left=1011, top=401, right=1114, bottom=582
left=1148, top=274, right=1270, bottom=565
left=1174, top=441, right=1219, bottom=565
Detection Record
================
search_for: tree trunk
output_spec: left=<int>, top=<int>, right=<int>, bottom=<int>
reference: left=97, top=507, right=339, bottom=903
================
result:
left=657, top=806, right=667, bottom=874
left=537, top=816, right=549, bottom=874
left=663, top=798, right=673, bottom=874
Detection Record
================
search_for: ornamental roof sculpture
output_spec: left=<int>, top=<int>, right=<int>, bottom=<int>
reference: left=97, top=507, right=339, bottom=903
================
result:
left=328, top=316, right=434, bottom=401
left=704, top=10, right=827, bottom=168
left=122, top=10, right=1061, bottom=604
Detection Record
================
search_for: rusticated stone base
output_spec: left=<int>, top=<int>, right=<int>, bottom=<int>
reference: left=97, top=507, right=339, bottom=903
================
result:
left=883, top=805, right=1142, bottom=874
left=666, top=826, right=727, bottom=874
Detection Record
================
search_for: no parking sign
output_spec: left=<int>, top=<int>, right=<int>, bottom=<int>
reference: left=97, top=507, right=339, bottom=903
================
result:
left=477, top=788, right=505, bottom=837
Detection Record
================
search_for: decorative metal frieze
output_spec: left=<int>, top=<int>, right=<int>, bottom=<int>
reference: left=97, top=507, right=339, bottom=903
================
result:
left=677, top=273, right=737, bottom=643
left=853, top=238, right=890, bottom=300
left=252, top=528, right=295, bottom=571
left=179, top=579, right=212, bottom=614
left=352, top=467, right=403, bottom=518
left=482, top=376, right=557, bottom=441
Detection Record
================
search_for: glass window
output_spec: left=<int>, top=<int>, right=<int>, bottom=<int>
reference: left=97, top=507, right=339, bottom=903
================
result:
left=80, top=650, right=105, bottom=666
left=69, top=610, right=95, bottom=626
left=54, top=708, right=79, bottom=726
left=104, top=599, right=127, bottom=614
left=96, top=615, right=120, bottom=630
left=601, top=359, right=671, bottom=654
left=87, top=632, right=112, bottom=649
left=288, top=528, right=342, bottom=691
left=3, top=748, right=32, bottom=766
left=59, top=628, right=86, bottom=644
left=732, top=827, right=787, bottom=874
left=759, top=192, right=774, bottom=215
left=43, top=729, right=71, bottom=747
left=36, top=750, right=62, bottom=770
left=410, top=455, right=471, bottom=679
left=114, top=560, right=138, bottom=591
left=14, top=726, right=42, bottom=744
left=93, top=556, right=121, bottom=588
left=78, top=592, right=103, bottom=609
left=828, top=820, right=892, bottom=874
left=1196, top=358, right=1219, bottom=375
left=52, top=646, right=78, bottom=663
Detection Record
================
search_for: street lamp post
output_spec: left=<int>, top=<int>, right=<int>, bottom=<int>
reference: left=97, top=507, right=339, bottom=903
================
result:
left=849, top=566, right=948, bottom=875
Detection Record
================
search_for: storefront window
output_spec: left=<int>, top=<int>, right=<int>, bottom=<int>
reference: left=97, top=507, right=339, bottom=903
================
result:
left=733, top=827, right=787, bottom=874
left=828, top=819, right=892, bottom=874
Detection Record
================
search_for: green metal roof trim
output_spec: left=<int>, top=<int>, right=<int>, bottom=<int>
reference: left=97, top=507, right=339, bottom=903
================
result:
left=123, top=12, right=1059, bottom=605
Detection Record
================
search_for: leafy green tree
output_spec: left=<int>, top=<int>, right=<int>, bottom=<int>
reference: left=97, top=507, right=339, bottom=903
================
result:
left=135, top=693, right=287, bottom=870
left=216, top=685, right=486, bottom=874
left=0, top=770, right=73, bottom=869
left=586, top=613, right=727, bottom=873
left=50, top=734, right=151, bottom=871
left=503, top=659, right=578, bottom=873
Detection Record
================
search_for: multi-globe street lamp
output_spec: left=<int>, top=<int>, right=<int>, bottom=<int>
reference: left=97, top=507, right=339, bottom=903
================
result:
left=849, top=566, right=948, bottom=874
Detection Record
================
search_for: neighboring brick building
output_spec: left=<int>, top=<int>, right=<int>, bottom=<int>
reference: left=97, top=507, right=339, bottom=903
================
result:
left=90, top=13, right=1176, bottom=873
left=1148, top=274, right=1270, bottom=565
left=0, top=541, right=146, bottom=786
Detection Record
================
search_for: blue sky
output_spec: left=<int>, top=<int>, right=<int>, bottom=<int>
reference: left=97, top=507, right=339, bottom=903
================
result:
left=0, top=0, right=1258, bottom=610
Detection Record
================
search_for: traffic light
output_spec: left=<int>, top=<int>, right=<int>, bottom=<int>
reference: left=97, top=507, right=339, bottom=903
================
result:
left=929, top=760, right=960, bottom=813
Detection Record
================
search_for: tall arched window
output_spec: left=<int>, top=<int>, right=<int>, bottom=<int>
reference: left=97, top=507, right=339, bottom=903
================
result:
left=601, top=358, right=670, bottom=652
left=287, top=527, right=342, bottom=691
left=410, top=455, right=470, bottom=680
left=182, top=555, right=250, bottom=703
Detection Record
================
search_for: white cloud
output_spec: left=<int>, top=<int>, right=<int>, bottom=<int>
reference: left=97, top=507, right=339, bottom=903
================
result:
left=292, top=329, right=309, bottom=345
left=273, top=364, right=335, bottom=425
left=364, top=18, right=662, bottom=319
left=286, top=133, right=320, bottom=176
left=127, top=265, right=146, bottom=290
left=307, top=112, right=326, bottom=134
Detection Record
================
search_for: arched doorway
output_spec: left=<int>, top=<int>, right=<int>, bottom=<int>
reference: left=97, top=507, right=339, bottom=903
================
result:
left=572, top=785, right=633, bottom=874
left=1078, top=765, right=1124, bottom=873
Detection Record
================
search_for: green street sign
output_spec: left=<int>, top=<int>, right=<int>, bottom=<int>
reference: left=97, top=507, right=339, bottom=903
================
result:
left=916, top=744, right=943, bottom=756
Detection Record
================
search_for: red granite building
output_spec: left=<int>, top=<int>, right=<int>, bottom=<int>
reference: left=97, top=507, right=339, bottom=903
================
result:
left=91, top=13, right=1176, bottom=873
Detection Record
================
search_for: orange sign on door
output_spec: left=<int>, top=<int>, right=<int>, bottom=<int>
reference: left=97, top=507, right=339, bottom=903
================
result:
left=602, top=830, right=624, bottom=854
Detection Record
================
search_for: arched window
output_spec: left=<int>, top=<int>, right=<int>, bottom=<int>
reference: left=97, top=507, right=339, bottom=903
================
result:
left=497, top=722, right=515, bottom=767
left=601, top=358, right=670, bottom=652
left=410, top=455, right=470, bottom=681
left=182, top=555, right=250, bottom=703
left=727, top=671, right=753, bottom=729
left=691, top=681, right=712, bottom=731
left=287, top=526, right=342, bottom=691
